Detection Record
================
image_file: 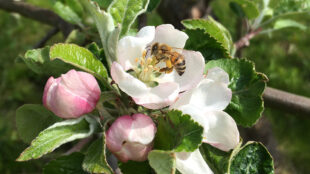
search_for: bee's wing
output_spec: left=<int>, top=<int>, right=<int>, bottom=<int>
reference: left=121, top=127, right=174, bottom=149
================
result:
left=170, top=47, right=190, bottom=51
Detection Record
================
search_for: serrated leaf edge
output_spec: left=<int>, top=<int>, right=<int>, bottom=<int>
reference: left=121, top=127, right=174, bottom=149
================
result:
left=16, top=116, right=95, bottom=161
left=148, top=150, right=176, bottom=174
left=227, top=141, right=275, bottom=174
left=49, top=43, right=107, bottom=82
left=168, top=110, right=204, bottom=152
left=182, top=19, right=233, bottom=58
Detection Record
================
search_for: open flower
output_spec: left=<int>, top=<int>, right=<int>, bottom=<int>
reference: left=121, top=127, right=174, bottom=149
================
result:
left=43, top=69, right=101, bottom=119
left=106, top=114, right=157, bottom=162
left=111, top=24, right=204, bottom=109
left=170, top=67, right=240, bottom=174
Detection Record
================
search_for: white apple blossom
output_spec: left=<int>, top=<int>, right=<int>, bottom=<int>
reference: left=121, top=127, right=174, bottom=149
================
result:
left=111, top=24, right=205, bottom=109
left=170, top=67, right=240, bottom=174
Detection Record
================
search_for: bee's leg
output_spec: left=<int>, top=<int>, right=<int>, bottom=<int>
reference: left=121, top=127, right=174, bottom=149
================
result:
left=159, top=60, right=173, bottom=74
left=159, top=67, right=174, bottom=74
left=166, top=59, right=173, bottom=68
left=155, top=56, right=168, bottom=64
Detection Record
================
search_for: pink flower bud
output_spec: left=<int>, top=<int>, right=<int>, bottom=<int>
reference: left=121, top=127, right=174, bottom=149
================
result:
left=106, top=114, right=157, bottom=162
left=43, top=69, right=101, bottom=119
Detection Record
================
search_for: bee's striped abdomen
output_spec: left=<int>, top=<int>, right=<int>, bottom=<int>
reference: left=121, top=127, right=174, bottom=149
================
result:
left=173, top=55, right=186, bottom=76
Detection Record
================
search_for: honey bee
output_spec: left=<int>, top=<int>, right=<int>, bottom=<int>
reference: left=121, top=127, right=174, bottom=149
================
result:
left=149, top=42, right=186, bottom=76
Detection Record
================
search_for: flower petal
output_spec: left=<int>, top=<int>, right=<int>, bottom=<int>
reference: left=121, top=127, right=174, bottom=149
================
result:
left=106, top=115, right=133, bottom=153
left=111, top=62, right=180, bottom=109
left=133, top=82, right=179, bottom=109
left=171, top=78, right=232, bottom=112
left=106, top=114, right=156, bottom=163
left=206, top=67, right=230, bottom=85
left=117, top=141, right=152, bottom=162
left=117, top=26, right=155, bottom=70
left=129, top=114, right=157, bottom=145
left=202, top=111, right=240, bottom=152
left=60, top=70, right=101, bottom=107
left=156, top=50, right=204, bottom=91
left=111, top=62, right=150, bottom=97
left=175, top=106, right=239, bottom=152
left=176, top=150, right=213, bottom=174
left=153, top=24, right=188, bottom=49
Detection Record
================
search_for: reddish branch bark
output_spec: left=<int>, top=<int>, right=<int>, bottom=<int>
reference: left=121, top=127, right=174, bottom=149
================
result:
left=234, top=28, right=262, bottom=50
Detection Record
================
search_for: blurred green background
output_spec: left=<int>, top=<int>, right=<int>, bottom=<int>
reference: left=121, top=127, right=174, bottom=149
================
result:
left=0, top=0, right=309, bottom=173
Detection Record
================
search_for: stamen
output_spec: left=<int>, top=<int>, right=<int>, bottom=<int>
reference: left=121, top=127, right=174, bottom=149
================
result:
left=142, top=51, right=146, bottom=58
left=147, top=58, right=152, bottom=64
left=135, top=58, right=139, bottom=62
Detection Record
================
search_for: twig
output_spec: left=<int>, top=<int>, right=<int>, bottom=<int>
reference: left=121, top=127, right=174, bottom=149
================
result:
left=0, top=0, right=74, bottom=36
left=234, top=28, right=262, bottom=50
left=263, top=87, right=310, bottom=116
left=33, top=27, right=59, bottom=48
left=64, top=136, right=93, bottom=155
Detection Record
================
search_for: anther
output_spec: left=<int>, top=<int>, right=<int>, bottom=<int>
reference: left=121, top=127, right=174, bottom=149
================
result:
left=147, top=58, right=152, bottom=64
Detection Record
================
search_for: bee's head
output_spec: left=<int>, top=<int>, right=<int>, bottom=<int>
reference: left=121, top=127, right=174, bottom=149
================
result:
left=151, top=42, right=159, bottom=55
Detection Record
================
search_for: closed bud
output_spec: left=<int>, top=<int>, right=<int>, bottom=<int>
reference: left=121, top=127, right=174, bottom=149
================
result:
left=43, top=69, right=101, bottom=119
left=106, top=114, right=157, bottom=162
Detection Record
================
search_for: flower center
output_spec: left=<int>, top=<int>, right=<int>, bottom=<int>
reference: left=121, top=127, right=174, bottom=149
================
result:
left=133, top=51, right=161, bottom=86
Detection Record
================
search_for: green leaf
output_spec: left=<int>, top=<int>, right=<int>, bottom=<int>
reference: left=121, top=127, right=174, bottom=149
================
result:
left=80, top=0, right=115, bottom=64
left=17, top=116, right=96, bottom=161
left=65, top=29, right=86, bottom=45
left=273, top=19, right=307, bottom=30
left=82, top=137, right=113, bottom=174
left=201, top=141, right=274, bottom=174
left=43, top=153, right=87, bottom=174
left=65, top=0, right=84, bottom=17
left=50, top=43, right=108, bottom=81
left=270, top=0, right=310, bottom=16
left=22, top=46, right=74, bottom=76
left=205, top=59, right=267, bottom=127
left=147, top=0, right=161, bottom=12
left=81, top=0, right=114, bottom=42
left=119, top=160, right=153, bottom=174
left=229, top=142, right=274, bottom=174
left=154, top=110, right=203, bottom=152
left=92, top=0, right=113, bottom=9
left=106, top=26, right=120, bottom=61
left=229, top=2, right=246, bottom=18
left=201, top=141, right=242, bottom=174
left=108, top=0, right=150, bottom=37
left=182, top=18, right=235, bottom=59
left=230, top=0, right=259, bottom=19
left=184, top=29, right=230, bottom=61
left=148, top=150, right=176, bottom=174
left=16, top=104, right=61, bottom=144
left=52, top=1, right=82, bottom=26
left=200, top=143, right=231, bottom=174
